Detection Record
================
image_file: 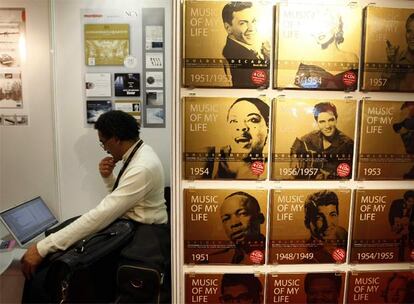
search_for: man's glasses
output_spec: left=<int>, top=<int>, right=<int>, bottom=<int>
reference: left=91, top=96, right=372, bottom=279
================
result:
left=99, top=137, right=112, bottom=149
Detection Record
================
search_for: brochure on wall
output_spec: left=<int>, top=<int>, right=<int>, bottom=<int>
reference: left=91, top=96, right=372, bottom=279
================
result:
left=86, top=100, right=112, bottom=124
left=274, top=3, right=361, bottom=90
left=182, top=1, right=272, bottom=88
left=185, top=273, right=265, bottom=304
left=145, top=71, right=163, bottom=88
left=0, top=72, right=22, bottom=108
left=114, top=73, right=140, bottom=97
left=351, top=189, right=414, bottom=264
left=269, top=189, right=350, bottom=264
left=0, top=8, right=25, bottom=68
left=357, top=100, right=414, bottom=180
left=145, top=25, right=163, bottom=50
left=267, top=272, right=345, bottom=304
left=184, top=188, right=267, bottom=265
left=271, top=98, right=356, bottom=180
left=347, top=271, right=414, bottom=303
left=145, top=107, right=164, bottom=125
left=114, top=99, right=141, bottom=124
left=84, top=23, right=130, bottom=66
left=85, top=73, right=111, bottom=97
left=146, top=89, right=163, bottom=106
left=361, top=7, right=414, bottom=92
left=183, top=96, right=270, bottom=180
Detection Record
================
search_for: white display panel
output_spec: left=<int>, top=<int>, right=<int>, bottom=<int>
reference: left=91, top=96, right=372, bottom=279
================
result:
left=52, top=0, right=172, bottom=219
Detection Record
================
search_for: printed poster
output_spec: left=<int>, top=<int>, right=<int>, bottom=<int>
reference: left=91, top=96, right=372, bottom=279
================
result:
left=0, top=8, right=25, bottom=68
left=274, top=3, right=361, bottom=90
left=351, top=189, right=414, bottom=263
left=271, top=98, right=356, bottom=180
left=86, top=100, right=112, bottom=123
left=183, top=1, right=272, bottom=88
left=184, top=189, right=267, bottom=265
left=85, top=73, right=111, bottom=97
left=114, top=73, right=140, bottom=97
left=269, top=189, right=350, bottom=264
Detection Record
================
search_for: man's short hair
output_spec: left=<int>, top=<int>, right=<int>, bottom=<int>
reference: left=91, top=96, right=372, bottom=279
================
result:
left=406, top=13, right=414, bottom=29
left=404, top=190, right=414, bottom=201
left=221, top=273, right=262, bottom=302
left=388, top=199, right=406, bottom=226
left=227, top=98, right=270, bottom=127
left=94, top=110, right=140, bottom=141
left=304, top=273, right=342, bottom=295
left=304, top=191, right=339, bottom=229
left=313, top=102, right=338, bottom=121
left=222, top=2, right=252, bottom=25
left=224, top=191, right=262, bottom=218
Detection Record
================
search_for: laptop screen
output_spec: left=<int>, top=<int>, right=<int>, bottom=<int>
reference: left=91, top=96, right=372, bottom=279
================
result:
left=0, top=196, right=58, bottom=246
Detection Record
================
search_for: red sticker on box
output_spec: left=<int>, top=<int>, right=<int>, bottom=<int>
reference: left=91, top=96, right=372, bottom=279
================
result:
left=342, top=71, right=356, bottom=86
left=251, top=161, right=264, bottom=176
left=337, top=163, right=351, bottom=177
left=332, top=248, right=346, bottom=263
left=251, top=70, right=266, bottom=85
left=250, top=250, right=264, bottom=264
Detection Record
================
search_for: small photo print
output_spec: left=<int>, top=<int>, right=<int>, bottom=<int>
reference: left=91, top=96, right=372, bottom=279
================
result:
left=3, top=115, right=15, bottom=125
left=15, top=114, right=28, bottom=125
left=146, top=90, right=163, bottom=106
left=145, top=71, right=163, bottom=88
left=0, top=72, right=22, bottom=108
left=86, top=100, right=112, bottom=124
left=0, top=114, right=27, bottom=126
left=146, top=107, right=164, bottom=124
left=114, top=73, right=140, bottom=97
left=145, top=52, right=163, bottom=69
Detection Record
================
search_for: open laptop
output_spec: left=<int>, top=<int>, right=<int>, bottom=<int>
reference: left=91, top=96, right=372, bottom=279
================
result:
left=0, top=196, right=58, bottom=248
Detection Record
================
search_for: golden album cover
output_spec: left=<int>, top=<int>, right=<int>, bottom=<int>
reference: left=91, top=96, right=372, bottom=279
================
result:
left=357, top=100, right=414, bottom=180
left=274, top=3, right=361, bottom=90
left=348, top=271, right=414, bottom=303
left=183, top=96, right=270, bottom=180
left=182, top=1, right=272, bottom=88
left=269, top=189, right=351, bottom=264
left=267, top=272, right=345, bottom=304
left=184, top=189, right=268, bottom=265
left=361, top=7, right=414, bottom=92
left=84, top=24, right=130, bottom=66
left=271, top=98, right=356, bottom=180
left=351, top=189, right=414, bottom=264
left=185, top=273, right=265, bottom=304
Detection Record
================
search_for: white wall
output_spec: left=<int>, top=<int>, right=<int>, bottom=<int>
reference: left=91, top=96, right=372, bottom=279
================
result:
left=0, top=0, right=58, bottom=235
left=52, top=0, right=172, bottom=218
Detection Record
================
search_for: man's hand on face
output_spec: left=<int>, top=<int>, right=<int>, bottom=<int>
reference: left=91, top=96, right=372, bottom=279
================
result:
left=99, top=156, right=116, bottom=178
left=21, top=244, right=43, bottom=280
